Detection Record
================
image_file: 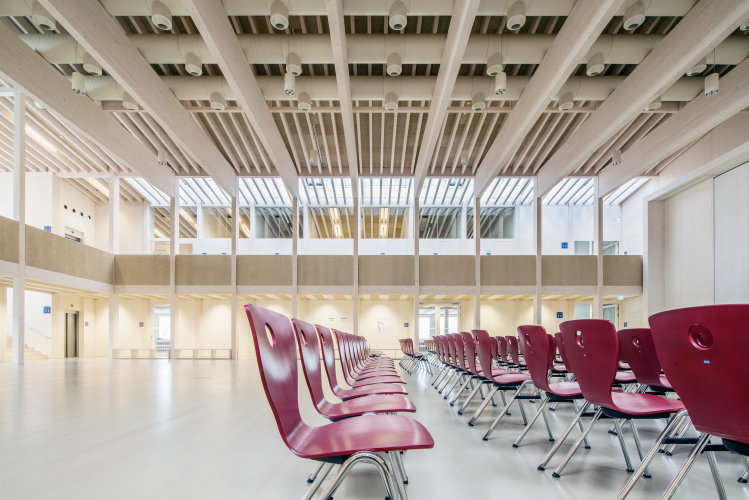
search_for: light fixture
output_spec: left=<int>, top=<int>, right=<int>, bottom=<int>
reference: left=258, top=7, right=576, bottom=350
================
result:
left=388, top=1, right=407, bottom=31
left=210, top=91, right=226, bottom=110
left=586, top=52, right=605, bottom=76
left=557, top=91, right=574, bottom=111
left=644, top=95, right=661, bottom=111
left=270, top=1, right=290, bottom=30
left=184, top=52, right=203, bottom=76
left=297, top=92, right=312, bottom=112
left=622, top=1, right=645, bottom=31
left=384, top=91, right=398, bottom=111
left=150, top=0, right=172, bottom=31
left=486, top=53, right=503, bottom=76
left=31, top=1, right=56, bottom=31
left=309, top=149, right=320, bottom=167
left=494, top=71, right=507, bottom=95
left=157, top=148, right=169, bottom=165
left=685, top=57, right=707, bottom=76
left=741, top=18, right=749, bottom=32
left=284, top=72, right=296, bottom=96
left=459, top=150, right=471, bottom=167
left=82, top=52, right=102, bottom=76
left=71, top=72, right=86, bottom=95
left=611, top=148, right=622, bottom=166
left=471, top=92, right=486, bottom=111
left=704, top=72, right=719, bottom=96
left=505, top=1, right=526, bottom=31
left=285, top=52, right=302, bottom=76
left=386, top=52, right=402, bottom=76
left=122, top=91, right=139, bottom=110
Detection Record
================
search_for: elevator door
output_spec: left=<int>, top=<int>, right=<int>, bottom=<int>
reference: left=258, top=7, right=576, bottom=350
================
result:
left=65, top=312, right=79, bottom=358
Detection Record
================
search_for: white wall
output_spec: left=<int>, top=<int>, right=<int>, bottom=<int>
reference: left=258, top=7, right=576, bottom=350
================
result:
left=541, top=204, right=622, bottom=255
left=620, top=180, right=658, bottom=255
left=119, top=203, right=149, bottom=254
left=713, top=163, right=749, bottom=303
left=53, top=179, right=100, bottom=246
left=5, top=289, right=52, bottom=356
left=358, top=299, right=414, bottom=358
left=117, top=298, right=152, bottom=348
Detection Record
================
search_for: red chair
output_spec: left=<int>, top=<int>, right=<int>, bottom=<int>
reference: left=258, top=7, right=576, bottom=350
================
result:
left=441, top=333, right=472, bottom=400
left=496, top=336, right=511, bottom=367
left=618, top=305, right=749, bottom=500
left=317, top=324, right=408, bottom=399
left=292, top=318, right=416, bottom=420
left=431, top=336, right=452, bottom=387
left=550, top=319, right=685, bottom=479
left=506, top=335, right=527, bottom=370
left=617, top=328, right=672, bottom=392
left=447, top=332, right=484, bottom=407
left=246, top=304, right=433, bottom=499
left=455, top=331, right=507, bottom=415
left=333, top=329, right=405, bottom=388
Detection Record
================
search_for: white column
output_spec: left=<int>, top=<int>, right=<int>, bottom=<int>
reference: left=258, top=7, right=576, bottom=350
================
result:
left=196, top=201, right=204, bottom=240
left=12, top=91, right=25, bottom=365
left=169, top=180, right=179, bottom=358
left=593, top=178, right=604, bottom=318
left=230, top=185, right=238, bottom=359
left=413, top=196, right=420, bottom=344
left=533, top=177, right=542, bottom=324
left=292, top=197, right=299, bottom=319
left=108, top=294, right=118, bottom=358
left=108, top=175, right=120, bottom=254
left=352, top=196, right=359, bottom=334
left=644, top=199, right=666, bottom=319
left=474, top=197, right=481, bottom=329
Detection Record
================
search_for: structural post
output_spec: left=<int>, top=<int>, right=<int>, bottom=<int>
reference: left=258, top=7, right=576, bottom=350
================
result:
left=108, top=175, right=120, bottom=254
left=533, top=177, right=542, bottom=324
left=108, top=294, right=118, bottom=358
left=292, top=197, right=299, bottom=319
left=12, top=91, right=25, bottom=365
left=230, top=184, right=238, bottom=359
left=413, top=196, right=420, bottom=345
left=352, top=196, right=359, bottom=334
left=473, top=197, right=481, bottom=329
left=169, top=179, right=179, bottom=358
left=593, top=178, right=604, bottom=318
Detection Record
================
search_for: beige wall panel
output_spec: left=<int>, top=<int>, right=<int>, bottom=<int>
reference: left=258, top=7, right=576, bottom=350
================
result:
left=0, top=216, right=19, bottom=263
left=298, top=255, right=353, bottom=286
left=114, top=255, right=170, bottom=285
left=237, top=255, right=292, bottom=286
left=541, top=255, right=597, bottom=286
left=480, top=256, right=536, bottom=286
left=359, top=256, right=414, bottom=287
left=175, top=255, right=231, bottom=286
left=603, top=255, right=643, bottom=287
left=25, top=226, right=113, bottom=283
left=419, top=256, right=475, bottom=286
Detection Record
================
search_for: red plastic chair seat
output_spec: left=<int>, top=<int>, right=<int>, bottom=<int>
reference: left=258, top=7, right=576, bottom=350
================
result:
left=552, top=363, right=567, bottom=372
left=289, top=414, right=434, bottom=460
left=354, top=368, right=401, bottom=378
left=336, top=384, right=408, bottom=400
left=350, top=376, right=406, bottom=388
left=319, top=394, right=416, bottom=420
left=615, top=371, right=637, bottom=383
left=547, top=381, right=583, bottom=398
left=477, top=367, right=509, bottom=377
left=489, top=372, right=531, bottom=385
left=608, top=391, right=684, bottom=417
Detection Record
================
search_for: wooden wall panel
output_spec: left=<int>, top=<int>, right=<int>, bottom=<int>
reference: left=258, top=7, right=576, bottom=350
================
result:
left=603, top=255, right=643, bottom=286
left=114, top=255, right=170, bottom=285
left=541, top=255, right=597, bottom=286
left=237, top=255, right=293, bottom=286
left=419, top=256, right=475, bottom=286
left=175, top=255, right=231, bottom=286
left=298, top=255, right=353, bottom=286
left=0, top=216, right=19, bottom=263
left=359, top=256, right=414, bottom=286
left=25, top=226, right=113, bottom=283
left=480, top=256, right=536, bottom=286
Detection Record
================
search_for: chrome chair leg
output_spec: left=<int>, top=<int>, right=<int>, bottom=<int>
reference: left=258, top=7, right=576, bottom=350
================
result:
left=446, top=375, right=472, bottom=402
left=482, top=380, right=533, bottom=441
left=551, top=408, right=603, bottom=478
left=739, top=456, right=749, bottom=483
left=512, top=397, right=550, bottom=447
left=660, top=433, right=712, bottom=500
left=393, top=448, right=409, bottom=484
left=316, top=451, right=400, bottom=500
left=664, top=417, right=691, bottom=456
left=572, top=399, right=591, bottom=449
left=614, top=419, right=635, bottom=473
left=457, top=380, right=484, bottom=413
left=538, top=402, right=590, bottom=471
left=307, top=461, right=325, bottom=483
left=387, top=452, right=409, bottom=500
left=628, top=420, right=651, bottom=478
left=468, top=386, right=499, bottom=426
left=302, top=463, right=334, bottom=500
left=706, top=450, right=728, bottom=500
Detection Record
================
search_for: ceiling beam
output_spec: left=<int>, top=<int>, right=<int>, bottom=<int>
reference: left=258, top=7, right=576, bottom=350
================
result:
left=325, top=0, right=359, bottom=188
left=413, top=0, right=480, bottom=194
left=536, top=0, right=749, bottom=196
left=0, top=21, right=174, bottom=193
left=41, top=0, right=236, bottom=196
left=599, top=58, right=749, bottom=196
left=474, top=0, right=620, bottom=196
left=184, top=0, right=299, bottom=198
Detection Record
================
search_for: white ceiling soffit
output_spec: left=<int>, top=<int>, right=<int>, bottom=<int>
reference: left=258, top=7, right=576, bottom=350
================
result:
left=480, top=178, right=534, bottom=206
left=542, top=177, right=595, bottom=206
left=536, top=0, right=749, bottom=196
left=359, top=178, right=413, bottom=207
left=300, top=177, right=353, bottom=206
left=238, top=177, right=293, bottom=207
left=602, top=177, right=650, bottom=205
left=126, top=178, right=170, bottom=206
left=39, top=0, right=237, bottom=196
left=419, top=177, right=474, bottom=207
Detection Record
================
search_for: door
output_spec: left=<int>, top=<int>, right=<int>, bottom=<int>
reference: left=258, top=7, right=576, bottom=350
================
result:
left=603, top=304, right=618, bottom=327
left=153, top=305, right=171, bottom=352
left=65, top=312, right=78, bottom=358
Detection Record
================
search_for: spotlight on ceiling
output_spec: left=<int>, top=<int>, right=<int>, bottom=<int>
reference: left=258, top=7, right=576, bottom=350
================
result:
left=741, top=18, right=749, bottom=32
left=297, top=92, right=312, bottom=112
left=71, top=72, right=86, bottom=95
left=685, top=57, right=707, bottom=76
left=309, top=149, right=320, bottom=167
left=284, top=72, right=296, bottom=96
left=486, top=53, right=504, bottom=76
left=150, top=1, right=172, bottom=31
left=622, top=1, right=645, bottom=31
left=31, top=1, right=56, bottom=31
left=611, top=149, right=622, bottom=166
left=459, top=150, right=471, bottom=167
left=122, top=91, right=139, bottom=111
left=384, top=91, right=399, bottom=111
left=270, top=1, right=290, bottom=30
left=644, top=95, right=661, bottom=111
left=157, top=148, right=169, bottom=165
left=82, top=52, right=102, bottom=76
left=586, top=52, right=605, bottom=76
left=387, top=52, right=402, bottom=76
left=286, top=52, right=302, bottom=76
left=704, top=72, right=719, bottom=96
left=557, top=92, right=574, bottom=111
left=389, top=1, right=407, bottom=31
left=184, top=52, right=203, bottom=76
left=210, top=91, right=226, bottom=111
left=471, top=92, right=486, bottom=111
left=506, top=1, right=526, bottom=31
left=494, top=71, right=507, bottom=95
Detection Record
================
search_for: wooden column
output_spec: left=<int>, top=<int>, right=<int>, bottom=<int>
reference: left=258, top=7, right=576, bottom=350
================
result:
left=12, top=91, right=25, bottom=365
left=533, top=177, right=542, bottom=324
left=593, top=178, right=604, bottom=318
left=230, top=184, right=238, bottom=359
left=473, top=196, right=481, bottom=328
left=169, top=179, right=179, bottom=358
left=352, top=196, right=359, bottom=334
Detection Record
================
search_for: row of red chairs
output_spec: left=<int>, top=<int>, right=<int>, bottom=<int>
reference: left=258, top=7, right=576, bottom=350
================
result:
left=398, top=338, right=433, bottom=375
left=246, top=304, right=433, bottom=499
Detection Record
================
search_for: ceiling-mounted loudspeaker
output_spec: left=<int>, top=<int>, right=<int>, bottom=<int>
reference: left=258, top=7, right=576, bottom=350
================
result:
left=586, top=53, right=605, bottom=76
left=506, top=1, right=526, bottom=31
left=286, top=52, right=302, bottom=76
left=157, top=148, right=168, bottom=165
left=389, top=1, right=407, bottom=31
left=210, top=91, right=226, bottom=111
left=386, top=52, right=402, bottom=76
left=704, top=72, right=719, bottom=96
left=740, top=18, right=749, bottom=32
left=494, top=71, right=507, bottom=95
left=644, top=95, right=661, bottom=111
left=558, top=92, right=574, bottom=111
left=459, top=150, right=471, bottom=167
left=31, top=1, right=56, bottom=31
left=82, top=52, right=102, bottom=76
left=270, top=1, right=290, bottom=30
left=150, top=1, right=172, bottom=31
left=384, top=91, right=398, bottom=111
left=184, top=52, right=203, bottom=76
left=622, top=1, right=645, bottom=31
left=284, top=72, right=296, bottom=96
left=122, top=91, right=139, bottom=110
left=486, top=53, right=503, bottom=76
left=611, top=149, right=622, bottom=166
left=71, top=72, right=86, bottom=95
left=309, top=149, right=320, bottom=167
left=471, top=92, right=486, bottom=111
left=685, top=57, right=707, bottom=76
left=297, top=92, right=312, bottom=112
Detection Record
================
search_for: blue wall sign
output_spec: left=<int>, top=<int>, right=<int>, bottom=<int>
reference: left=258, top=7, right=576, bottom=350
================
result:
left=43, top=306, right=51, bottom=314
left=403, top=323, right=409, bottom=327
left=43, top=226, right=52, bottom=232
left=561, top=242, right=568, bottom=249
left=139, top=322, right=144, bottom=327
left=623, top=322, right=628, bottom=327
left=556, top=312, right=563, bottom=319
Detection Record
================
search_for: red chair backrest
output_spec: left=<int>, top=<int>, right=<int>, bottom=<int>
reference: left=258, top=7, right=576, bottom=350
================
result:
left=446, top=334, right=456, bottom=366
left=517, top=325, right=553, bottom=392
left=316, top=324, right=343, bottom=391
left=617, top=328, right=664, bottom=388
left=496, top=336, right=509, bottom=363
left=245, top=304, right=305, bottom=447
left=553, top=332, right=572, bottom=371
left=559, top=319, right=618, bottom=408
left=460, top=331, right=479, bottom=375
left=453, top=333, right=466, bottom=369
left=506, top=336, right=522, bottom=365
left=291, top=318, right=327, bottom=409
left=472, top=330, right=493, bottom=380
left=649, top=305, right=749, bottom=443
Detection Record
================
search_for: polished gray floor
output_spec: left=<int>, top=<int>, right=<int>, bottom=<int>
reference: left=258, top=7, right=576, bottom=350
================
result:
left=0, top=359, right=746, bottom=499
